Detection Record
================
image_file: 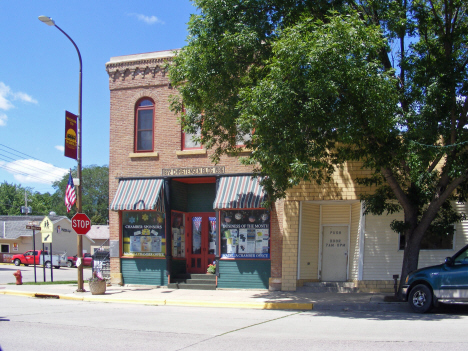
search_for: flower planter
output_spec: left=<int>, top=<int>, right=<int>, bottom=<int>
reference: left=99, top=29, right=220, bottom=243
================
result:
left=88, top=279, right=106, bottom=295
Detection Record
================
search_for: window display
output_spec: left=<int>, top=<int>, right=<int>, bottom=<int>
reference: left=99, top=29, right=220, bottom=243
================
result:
left=220, top=210, right=270, bottom=259
left=171, top=211, right=185, bottom=258
left=122, top=211, right=165, bottom=257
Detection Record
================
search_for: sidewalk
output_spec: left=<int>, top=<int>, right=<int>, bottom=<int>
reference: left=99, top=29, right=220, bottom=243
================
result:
left=0, top=283, right=408, bottom=312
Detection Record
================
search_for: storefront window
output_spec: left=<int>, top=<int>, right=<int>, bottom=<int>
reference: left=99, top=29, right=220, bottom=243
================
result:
left=122, top=211, right=165, bottom=257
left=220, top=209, right=270, bottom=259
left=171, top=211, right=185, bottom=258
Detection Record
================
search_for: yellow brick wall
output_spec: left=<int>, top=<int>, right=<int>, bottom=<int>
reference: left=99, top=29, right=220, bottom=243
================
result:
left=282, top=162, right=374, bottom=291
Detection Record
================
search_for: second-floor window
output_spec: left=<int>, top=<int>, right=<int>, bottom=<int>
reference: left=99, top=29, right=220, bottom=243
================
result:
left=236, top=131, right=252, bottom=148
left=181, top=106, right=202, bottom=150
left=182, top=127, right=202, bottom=150
left=135, top=99, right=154, bottom=152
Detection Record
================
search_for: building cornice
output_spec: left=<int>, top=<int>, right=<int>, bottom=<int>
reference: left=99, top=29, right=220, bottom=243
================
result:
left=105, top=50, right=179, bottom=82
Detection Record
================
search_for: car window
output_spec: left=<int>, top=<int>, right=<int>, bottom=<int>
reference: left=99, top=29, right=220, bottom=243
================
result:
left=454, top=247, right=468, bottom=265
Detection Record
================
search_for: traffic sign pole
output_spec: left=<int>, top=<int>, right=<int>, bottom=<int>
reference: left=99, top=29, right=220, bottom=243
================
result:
left=72, top=213, right=91, bottom=292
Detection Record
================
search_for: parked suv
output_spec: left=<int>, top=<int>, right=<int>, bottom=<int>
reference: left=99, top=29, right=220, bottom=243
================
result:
left=402, top=244, right=468, bottom=313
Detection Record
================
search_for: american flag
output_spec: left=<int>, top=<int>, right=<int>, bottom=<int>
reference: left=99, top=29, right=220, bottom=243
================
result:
left=65, top=171, right=76, bottom=213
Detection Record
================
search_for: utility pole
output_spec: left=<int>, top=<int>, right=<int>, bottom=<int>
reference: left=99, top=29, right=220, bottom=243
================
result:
left=24, top=190, right=30, bottom=216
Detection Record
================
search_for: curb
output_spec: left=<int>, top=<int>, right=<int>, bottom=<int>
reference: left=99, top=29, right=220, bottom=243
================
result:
left=0, top=290, right=313, bottom=310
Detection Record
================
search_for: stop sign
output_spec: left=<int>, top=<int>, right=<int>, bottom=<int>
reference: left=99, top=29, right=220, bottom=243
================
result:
left=72, top=213, right=92, bottom=235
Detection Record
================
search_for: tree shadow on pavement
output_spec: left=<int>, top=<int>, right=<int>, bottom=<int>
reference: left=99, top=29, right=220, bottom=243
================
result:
left=300, top=304, right=468, bottom=321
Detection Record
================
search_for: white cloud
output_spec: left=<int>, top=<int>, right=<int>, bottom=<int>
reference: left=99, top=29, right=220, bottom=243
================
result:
left=12, top=91, right=38, bottom=104
left=0, top=83, right=14, bottom=111
left=0, top=113, right=7, bottom=126
left=2, top=159, right=68, bottom=184
left=129, top=13, right=164, bottom=25
left=55, top=145, right=65, bottom=152
left=0, top=82, right=38, bottom=127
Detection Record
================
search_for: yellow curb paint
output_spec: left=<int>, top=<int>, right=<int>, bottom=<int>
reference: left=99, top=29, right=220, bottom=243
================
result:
left=1, top=290, right=36, bottom=298
left=81, top=297, right=165, bottom=305
left=2, top=291, right=313, bottom=310
left=164, top=300, right=313, bottom=310
left=59, top=295, right=85, bottom=301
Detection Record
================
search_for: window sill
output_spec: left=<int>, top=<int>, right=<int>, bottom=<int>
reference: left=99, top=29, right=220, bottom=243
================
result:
left=176, top=149, right=207, bottom=156
left=128, top=152, right=159, bottom=158
left=228, top=148, right=252, bottom=155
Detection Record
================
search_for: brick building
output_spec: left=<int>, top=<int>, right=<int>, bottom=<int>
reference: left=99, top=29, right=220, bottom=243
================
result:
left=106, top=50, right=468, bottom=292
left=106, top=51, right=283, bottom=289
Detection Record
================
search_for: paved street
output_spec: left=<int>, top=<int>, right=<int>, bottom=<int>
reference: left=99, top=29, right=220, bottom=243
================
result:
left=1, top=295, right=468, bottom=351
left=0, top=263, right=92, bottom=284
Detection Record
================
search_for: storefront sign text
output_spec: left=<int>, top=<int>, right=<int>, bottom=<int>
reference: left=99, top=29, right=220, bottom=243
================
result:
left=162, top=166, right=225, bottom=176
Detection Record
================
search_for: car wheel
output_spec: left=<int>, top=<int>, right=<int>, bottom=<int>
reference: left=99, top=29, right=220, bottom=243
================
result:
left=54, top=266, right=60, bottom=269
left=67, top=260, right=74, bottom=268
left=14, top=259, right=21, bottom=266
left=45, top=261, right=52, bottom=269
left=409, top=284, right=433, bottom=313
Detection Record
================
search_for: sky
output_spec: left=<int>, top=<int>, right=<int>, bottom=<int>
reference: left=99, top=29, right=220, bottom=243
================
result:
left=0, top=0, right=196, bottom=194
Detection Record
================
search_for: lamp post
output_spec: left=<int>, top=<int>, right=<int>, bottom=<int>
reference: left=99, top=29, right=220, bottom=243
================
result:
left=38, top=15, right=85, bottom=292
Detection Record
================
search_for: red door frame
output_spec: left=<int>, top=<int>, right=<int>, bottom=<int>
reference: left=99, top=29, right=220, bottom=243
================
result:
left=186, top=212, right=216, bottom=274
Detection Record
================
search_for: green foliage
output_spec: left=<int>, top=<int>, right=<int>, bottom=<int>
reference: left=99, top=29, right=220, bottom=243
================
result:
left=171, top=0, right=468, bottom=281
left=169, top=0, right=468, bottom=281
left=0, top=165, right=109, bottom=225
left=52, top=165, right=109, bottom=224
left=0, top=182, right=26, bottom=215
left=0, top=182, right=54, bottom=216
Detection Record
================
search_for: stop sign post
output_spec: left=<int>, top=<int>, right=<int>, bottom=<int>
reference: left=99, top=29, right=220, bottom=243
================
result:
left=72, top=213, right=91, bottom=293
left=72, top=213, right=91, bottom=235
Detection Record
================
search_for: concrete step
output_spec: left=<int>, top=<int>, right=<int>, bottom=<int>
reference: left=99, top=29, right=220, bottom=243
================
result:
left=299, top=282, right=358, bottom=293
left=168, top=283, right=216, bottom=290
left=168, top=273, right=217, bottom=290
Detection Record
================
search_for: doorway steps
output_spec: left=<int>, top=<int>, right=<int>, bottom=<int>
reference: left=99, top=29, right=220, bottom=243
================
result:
left=168, top=274, right=216, bottom=290
left=298, top=282, right=358, bottom=293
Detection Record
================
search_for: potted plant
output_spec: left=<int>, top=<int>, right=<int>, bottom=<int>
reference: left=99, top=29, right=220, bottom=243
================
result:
left=88, top=271, right=106, bottom=295
left=207, top=262, right=216, bottom=274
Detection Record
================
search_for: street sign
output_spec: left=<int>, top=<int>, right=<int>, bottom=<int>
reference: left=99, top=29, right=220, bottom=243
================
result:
left=40, top=216, right=54, bottom=234
left=26, top=221, right=41, bottom=230
left=72, top=213, right=91, bottom=235
left=42, top=232, right=53, bottom=243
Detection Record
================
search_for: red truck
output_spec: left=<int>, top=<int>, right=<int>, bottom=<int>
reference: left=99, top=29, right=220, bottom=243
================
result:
left=12, top=250, right=48, bottom=266
left=66, top=253, right=93, bottom=268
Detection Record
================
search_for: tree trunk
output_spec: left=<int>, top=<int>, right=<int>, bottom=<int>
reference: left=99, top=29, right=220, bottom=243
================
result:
left=398, top=225, right=425, bottom=299
left=398, top=240, right=419, bottom=297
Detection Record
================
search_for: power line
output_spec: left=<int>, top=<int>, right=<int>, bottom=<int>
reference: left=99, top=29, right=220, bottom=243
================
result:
left=0, top=143, right=68, bottom=185
left=0, top=143, right=44, bottom=162
left=0, top=162, right=54, bottom=184
left=0, top=153, right=62, bottom=179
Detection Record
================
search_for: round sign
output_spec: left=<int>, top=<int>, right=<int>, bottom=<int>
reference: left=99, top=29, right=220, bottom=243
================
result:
left=72, top=213, right=92, bottom=235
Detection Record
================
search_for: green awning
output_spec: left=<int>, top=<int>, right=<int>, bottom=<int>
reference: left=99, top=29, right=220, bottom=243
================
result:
left=110, top=179, right=164, bottom=211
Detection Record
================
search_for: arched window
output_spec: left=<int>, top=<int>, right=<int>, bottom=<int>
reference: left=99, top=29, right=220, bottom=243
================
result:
left=135, top=99, right=154, bottom=152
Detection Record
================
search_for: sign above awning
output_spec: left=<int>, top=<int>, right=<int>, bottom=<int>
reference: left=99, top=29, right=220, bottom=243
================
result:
left=213, top=176, right=267, bottom=209
left=110, top=179, right=164, bottom=211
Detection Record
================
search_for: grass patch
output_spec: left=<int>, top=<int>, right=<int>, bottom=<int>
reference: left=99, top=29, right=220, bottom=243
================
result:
left=8, top=280, right=78, bottom=285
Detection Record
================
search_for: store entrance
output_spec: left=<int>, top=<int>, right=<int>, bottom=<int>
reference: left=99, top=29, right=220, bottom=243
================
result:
left=186, top=212, right=216, bottom=274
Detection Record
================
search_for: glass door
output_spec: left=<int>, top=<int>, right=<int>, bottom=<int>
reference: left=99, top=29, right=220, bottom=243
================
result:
left=186, top=213, right=216, bottom=274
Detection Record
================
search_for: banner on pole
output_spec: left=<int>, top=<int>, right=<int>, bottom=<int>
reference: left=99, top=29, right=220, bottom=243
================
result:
left=65, top=111, right=77, bottom=160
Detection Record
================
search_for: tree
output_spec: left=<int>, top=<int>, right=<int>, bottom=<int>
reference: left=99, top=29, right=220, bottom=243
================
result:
left=52, top=165, right=109, bottom=224
left=0, top=182, right=54, bottom=216
left=170, top=0, right=468, bottom=293
left=0, top=182, right=26, bottom=215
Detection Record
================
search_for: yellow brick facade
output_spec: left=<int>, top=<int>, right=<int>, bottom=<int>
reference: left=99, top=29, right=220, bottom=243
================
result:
left=282, top=162, right=375, bottom=291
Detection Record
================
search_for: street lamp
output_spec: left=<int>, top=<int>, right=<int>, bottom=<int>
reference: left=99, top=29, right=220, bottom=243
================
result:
left=38, top=15, right=85, bottom=292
